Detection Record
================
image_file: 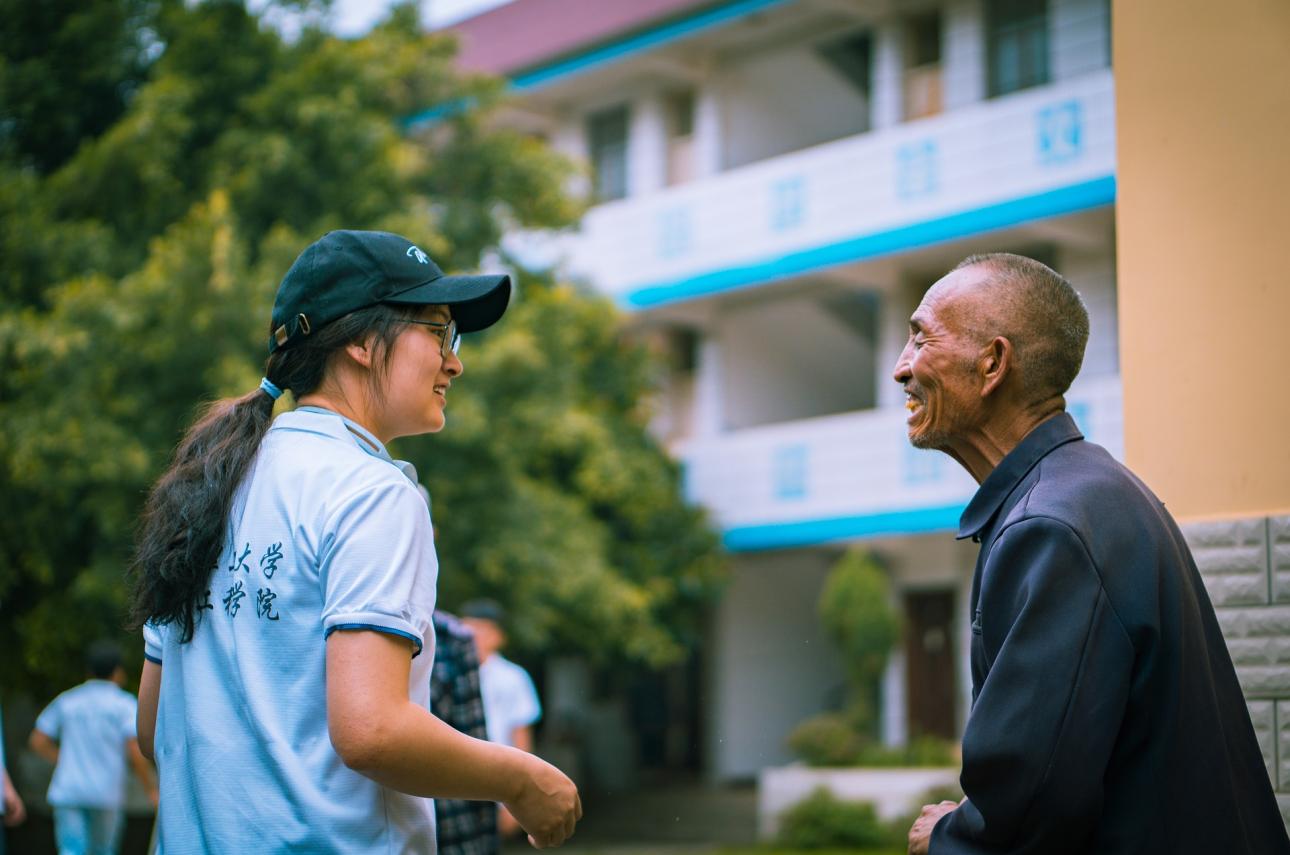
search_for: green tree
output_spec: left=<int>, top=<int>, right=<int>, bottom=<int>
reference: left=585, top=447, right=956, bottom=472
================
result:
left=0, top=0, right=161, bottom=174
left=0, top=1, right=721, bottom=695
left=404, top=273, right=724, bottom=666
left=818, top=548, right=900, bottom=738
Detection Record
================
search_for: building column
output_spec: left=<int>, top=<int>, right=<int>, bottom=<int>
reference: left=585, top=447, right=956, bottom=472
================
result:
left=691, top=334, right=724, bottom=438
left=692, top=83, right=722, bottom=178
left=628, top=92, right=668, bottom=197
left=942, top=0, right=986, bottom=110
left=870, top=19, right=904, bottom=130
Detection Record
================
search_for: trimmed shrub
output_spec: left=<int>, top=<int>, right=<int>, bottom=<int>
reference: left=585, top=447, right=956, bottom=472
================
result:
left=776, top=787, right=896, bottom=850
left=853, top=735, right=959, bottom=768
left=786, top=713, right=864, bottom=767
left=787, top=713, right=959, bottom=769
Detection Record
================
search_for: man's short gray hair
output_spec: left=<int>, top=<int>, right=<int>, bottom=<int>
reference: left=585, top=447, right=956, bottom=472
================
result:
left=952, top=253, right=1090, bottom=401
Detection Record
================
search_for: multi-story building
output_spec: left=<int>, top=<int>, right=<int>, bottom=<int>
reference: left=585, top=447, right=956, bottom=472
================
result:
left=432, top=0, right=1116, bottom=782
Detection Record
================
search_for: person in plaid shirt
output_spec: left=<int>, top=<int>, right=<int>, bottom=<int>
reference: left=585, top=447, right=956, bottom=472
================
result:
left=431, top=611, right=499, bottom=855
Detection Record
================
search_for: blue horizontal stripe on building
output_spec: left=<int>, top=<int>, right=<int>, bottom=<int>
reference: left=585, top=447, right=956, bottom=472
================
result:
left=722, top=502, right=966, bottom=552
left=625, top=175, right=1117, bottom=309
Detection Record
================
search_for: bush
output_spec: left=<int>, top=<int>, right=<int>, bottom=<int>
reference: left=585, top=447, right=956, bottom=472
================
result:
left=777, top=787, right=897, bottom=850
left=787, top=714, right=864, bottom=767
left=787, top=714, right=959, bottom=769
left=853, top=735, right=959, bottom=768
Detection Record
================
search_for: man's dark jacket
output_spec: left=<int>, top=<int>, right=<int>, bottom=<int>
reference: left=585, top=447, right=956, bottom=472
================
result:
left=931, top=413, right=1289, bottom=854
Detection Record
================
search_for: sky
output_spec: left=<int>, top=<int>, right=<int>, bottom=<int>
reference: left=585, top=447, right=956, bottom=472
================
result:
left=331, top=0, right=512, bottom=34
left=245, top=0, right=512, bottom=38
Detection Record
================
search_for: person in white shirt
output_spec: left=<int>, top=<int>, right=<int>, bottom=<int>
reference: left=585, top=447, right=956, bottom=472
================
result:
left=29, top=641, right=156, bottom=855
left=126, top=230, right=580, bottom=854
left=460, top=600, right=542, bottom=838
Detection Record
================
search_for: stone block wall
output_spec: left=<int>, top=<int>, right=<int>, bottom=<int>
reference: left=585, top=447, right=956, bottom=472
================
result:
left=1184, top=514, right=1290, bottom=824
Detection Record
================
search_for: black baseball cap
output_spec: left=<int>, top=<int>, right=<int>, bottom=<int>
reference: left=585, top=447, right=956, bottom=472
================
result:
left=269, top=230, right=512, bottom=353
left=459, top=598, right=507, bottom=627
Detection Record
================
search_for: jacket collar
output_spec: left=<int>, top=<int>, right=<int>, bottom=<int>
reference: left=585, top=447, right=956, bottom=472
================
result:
left=956, top=411, right=1083, bottom=541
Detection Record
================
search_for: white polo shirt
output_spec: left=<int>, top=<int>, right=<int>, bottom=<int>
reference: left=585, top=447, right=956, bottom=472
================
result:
left=479, top=655, right=541, bottom=747
left=35, top=680, right=138, bottom=809
left=144, top=407, right=438, bottom=854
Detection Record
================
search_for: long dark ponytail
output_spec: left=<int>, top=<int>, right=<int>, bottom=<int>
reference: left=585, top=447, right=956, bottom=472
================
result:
left=127, top=303, right=420, bottom=641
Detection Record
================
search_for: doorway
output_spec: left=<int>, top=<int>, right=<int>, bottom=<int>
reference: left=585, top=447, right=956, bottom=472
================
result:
left=903, top=589, right=958, bottom=740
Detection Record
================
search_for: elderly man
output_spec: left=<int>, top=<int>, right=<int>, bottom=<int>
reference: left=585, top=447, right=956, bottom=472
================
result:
left=896, top=254, right=1288, bottom=854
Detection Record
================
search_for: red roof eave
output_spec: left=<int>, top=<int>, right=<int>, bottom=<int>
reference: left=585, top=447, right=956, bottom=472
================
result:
left=447, top=0, right=721, bottom=77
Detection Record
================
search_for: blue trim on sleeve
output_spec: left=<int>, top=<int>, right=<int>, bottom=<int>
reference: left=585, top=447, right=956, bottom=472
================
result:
left=144, top=653, right=163, bottom=665
left=325, top=624, right=425, bottom=658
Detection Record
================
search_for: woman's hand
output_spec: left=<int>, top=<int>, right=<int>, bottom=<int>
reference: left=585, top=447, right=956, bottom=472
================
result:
left=504, top=752, right=582, bottom=848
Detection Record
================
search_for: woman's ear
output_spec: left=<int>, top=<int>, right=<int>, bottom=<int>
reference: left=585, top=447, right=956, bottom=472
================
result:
left=343, top=336, right=376, bottom=370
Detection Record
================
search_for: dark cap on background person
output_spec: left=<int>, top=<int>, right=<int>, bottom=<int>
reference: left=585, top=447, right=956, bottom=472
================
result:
left=459, top=598, right=507, bottom=628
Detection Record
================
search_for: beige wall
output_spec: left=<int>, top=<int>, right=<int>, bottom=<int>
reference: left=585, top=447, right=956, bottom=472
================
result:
left=1114, top=0, right=1290, bottom=520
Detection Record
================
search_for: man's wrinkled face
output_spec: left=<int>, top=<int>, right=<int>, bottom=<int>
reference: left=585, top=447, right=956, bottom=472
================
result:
left=892, top=268, right=990, bottom=451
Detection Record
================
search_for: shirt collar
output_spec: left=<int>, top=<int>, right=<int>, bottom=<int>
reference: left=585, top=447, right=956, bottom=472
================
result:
left=956, top=411, right=1083, bottom=541
left=279, top=406, right=419, bottom=485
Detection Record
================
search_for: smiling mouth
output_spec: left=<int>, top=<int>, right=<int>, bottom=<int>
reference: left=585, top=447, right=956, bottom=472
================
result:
left=433, top=384, right=449, bottom=400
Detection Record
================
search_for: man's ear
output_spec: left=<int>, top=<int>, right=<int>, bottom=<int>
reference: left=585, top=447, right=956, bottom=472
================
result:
left=979, top=336, right=1013, bottom=398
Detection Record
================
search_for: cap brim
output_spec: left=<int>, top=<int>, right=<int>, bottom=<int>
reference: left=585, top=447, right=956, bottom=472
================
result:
left=383, top=273, right=512, bottom=333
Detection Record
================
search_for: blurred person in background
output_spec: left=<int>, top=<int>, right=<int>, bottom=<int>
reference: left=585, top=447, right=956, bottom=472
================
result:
left=897, top=254, right=1288, bottom=855
left=1, top=699, right=28, bottom=855
left=460, top=599, right=542, bottom=838
left=126, top=230, right=579, bottom=853
left=417, top=486, right=500, bottom=855
left=432, top=610, right=500, bottom=855
left=28, top=640, right=156, bottom=855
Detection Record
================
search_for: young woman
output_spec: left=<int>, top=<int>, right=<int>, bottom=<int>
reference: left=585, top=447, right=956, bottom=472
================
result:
left=128, top=230, right=580, bottom=853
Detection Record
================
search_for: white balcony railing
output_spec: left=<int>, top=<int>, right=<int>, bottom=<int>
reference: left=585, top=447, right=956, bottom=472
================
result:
left=681, top=374, right=1123, bottom=550
left=567, top=70, right=1115, bottom=308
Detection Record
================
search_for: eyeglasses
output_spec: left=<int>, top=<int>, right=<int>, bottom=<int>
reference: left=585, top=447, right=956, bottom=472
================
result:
left=400, top=318, right=460, bottom=357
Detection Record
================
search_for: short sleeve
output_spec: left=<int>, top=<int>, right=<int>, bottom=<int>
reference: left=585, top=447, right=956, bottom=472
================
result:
left=319, top=480, right=438, bottom=656
left=513, top=665, right=542, bottom=727
left=143, top=622, right=166, bottom=665
left=35, top=696, right=63, bottom=740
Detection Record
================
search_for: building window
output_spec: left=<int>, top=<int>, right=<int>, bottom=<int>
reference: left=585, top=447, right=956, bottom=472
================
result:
left=587, top=104, right=630, bottom=201
left=817, top=30, right=872, bottom=131
left=904, top=11, right=943, bottom=120
left=770, top=176, right=806, bottom=231
left=986, top=0, right=1049, bottom=97
left=658, top=208, right=691, bottom=259
left=664, top=89, right=696, bottom=186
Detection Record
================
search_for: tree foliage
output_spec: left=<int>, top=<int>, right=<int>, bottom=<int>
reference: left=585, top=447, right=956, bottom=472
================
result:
left=405, top=274, right=724, bottom=665
left=0, top=0, right=724, bottom=696
left=817, top=548, right=899, bottom=737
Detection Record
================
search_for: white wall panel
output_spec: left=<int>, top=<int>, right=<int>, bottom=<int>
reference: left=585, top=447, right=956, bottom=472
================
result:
left=568, top=72, right=1115, bottom=306
left=679, top=375, right=1122, bottom=533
